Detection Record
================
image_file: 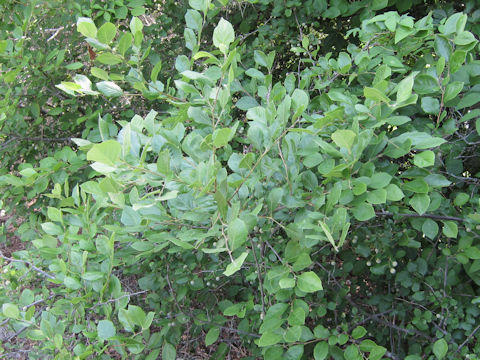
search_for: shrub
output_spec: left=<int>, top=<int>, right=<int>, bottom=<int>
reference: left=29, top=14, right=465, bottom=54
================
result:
left=1, top=0, right=480, bottom=359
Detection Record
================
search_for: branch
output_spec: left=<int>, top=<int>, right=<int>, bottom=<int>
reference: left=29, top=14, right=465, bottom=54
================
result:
left=90, top=290, right=148, bottom=310
left=455, top=323, right=480, bottom=354
left=375, top=211, right=465, bottom=223
left=0, top=252, right=55, bottom=279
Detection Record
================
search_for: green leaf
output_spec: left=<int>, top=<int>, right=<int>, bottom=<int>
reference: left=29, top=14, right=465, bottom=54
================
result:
left=414, top=74, right=440, bottom=95
left=352, top=202, right=375, bottom=221
left=465, top=247, right=480, bottom=260
left=386, top=184, right=404, bottom=201
left=397, top=75, right=414, bottom=103
left=313, top=341, right=328, bottom=360
left=97, top=320, right=116, bottom=340
left=97, top=22, right=116, bottom=44
left=121, top=206, right=141, bottom=227
left=292, top=89, right=309, bottom=119
left=96, top=81, right=123, bottom=97
left=369, top=172, right=392, bottom=189
left=410, top=194, right=430, bottom=215
left=319, top=221, right=338, bottom=252
left=213, top=18, right=234, bottom=53
left=414, top=151, right=435, bottom=168
left=297, top=271, right=323, bottom=293
left=268, top=187, right=284, bottom=212
left=432, top=339, right=448, bottom=360
left=443, top=13, right=465, bottom=35
left=236, top=96, right=259, bottom=110
left=162, top=342, right=176, bottom=360
left=257, top=331, right=283, bottom=347
left=47, top=207, right=62, bottom=222
left=130, top=17, right=144, bottom=35
left=41, top=222, right=63, bottom=235
left=205, top=327, right=220, bottom=346
left=434, top=35, right=452, bottom=60
left=454, top=31, right=476, bottom=46
left=228, top=218, right=248, bottom=251
left=450, top=50, right=467, bottom=74
left=118, top=32, right=133, bottom=56
left=279, top=277, right=296, bottom=288
left=370, top=346, right=387, bottom=360
left=364, top=87, right=390, bottom=103
left=421, top=97, right=440, bottom=114
left=91, top=67, right=109, bottom=81
left=444, top=82, right=464, bottom=102
left=351, top=326, right=367, bottom=339
left=96, top=52, right=123, bottom=65
left=224, top=252, right=248, bottom=276
left=213, top=128, right=233, bottom=147
left=422, top=219, right=438, bottom=239
left=142, top=312, right=155, bottom=330
left=64, top=276, right=82, bottom=290
left=442, top=221, right=458, bottom=238
left=367, top=189, right=387, bottom=204
left=82, top=272, right=104, bottom=281
left=457, top=92, right=480, bottom=110
left=2, top=303, right=19, bottom=319
left=87, top=140, right=121, bottom=166
left=65, top=62, right=84, bottom=70
left=185, top=9, right=202, bottom=31
left=372, top=0, right=387, bottom=10
left=19, top=289, right=34, bottom=307
left=288, top=308, right=305, bottom=327
left=77, top=17, right=97, bottom=38
left=331, top=130, right=356, bottom=151
left=454, top=193, right=469, bottom=206
left=189, top=0, right=208, bottom=12
left=344, top=345, right=360, bottom=360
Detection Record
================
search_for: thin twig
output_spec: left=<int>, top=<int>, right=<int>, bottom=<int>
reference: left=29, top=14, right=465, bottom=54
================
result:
left=375, top=211, right=465, bottom=223
left=91, top=290, right=148, bottom=310
left=0, top=252, right=54, bottom=279
left=455, top=323, right=480, bottom=354
left=229, top=118, right=301, bottom=201
left=249, top=238, right=266, bottom=316
left=47, top=26, right=64, bottom=42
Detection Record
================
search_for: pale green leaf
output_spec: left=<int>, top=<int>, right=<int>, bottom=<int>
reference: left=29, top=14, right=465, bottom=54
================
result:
left=228, top=218, right=247, bottom=251
left=97, top=320, right=116, bottom=340
left=224, top=252, right=248, bottom=276
left=87, top=140, right=121, bottom=166
left=205, top=327, right=220, bottom=346
left=432, top=339, right=448, bottom=360
left=331, top=129, right=356, bottom=150
left=297, top=271, right=323, bottom=293
left=213, top=18, right=234, bottom=53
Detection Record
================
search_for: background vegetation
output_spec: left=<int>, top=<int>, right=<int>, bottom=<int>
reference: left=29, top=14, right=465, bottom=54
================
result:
left=1, top=0, right=480, bottom=359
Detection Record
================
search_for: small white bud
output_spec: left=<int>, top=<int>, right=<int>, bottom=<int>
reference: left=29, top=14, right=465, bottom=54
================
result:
left=376, top=258, right=381, bottom=264
left=366, top=261, right=371, bottom=266
left=390, top=268, right=396, bottom=274
left=215, top=277, right=220, bottom=281
left=392, top=261, right=398, bottom=267
left=190, top=280, right=194, bottom=285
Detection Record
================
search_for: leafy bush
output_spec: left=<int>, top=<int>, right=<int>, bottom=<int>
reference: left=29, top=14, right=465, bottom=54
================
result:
left=1, top=0, right=480, bottom=359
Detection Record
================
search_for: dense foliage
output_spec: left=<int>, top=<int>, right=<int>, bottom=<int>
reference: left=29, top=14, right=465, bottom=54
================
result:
left=1, top=0, right=480, bottom=359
